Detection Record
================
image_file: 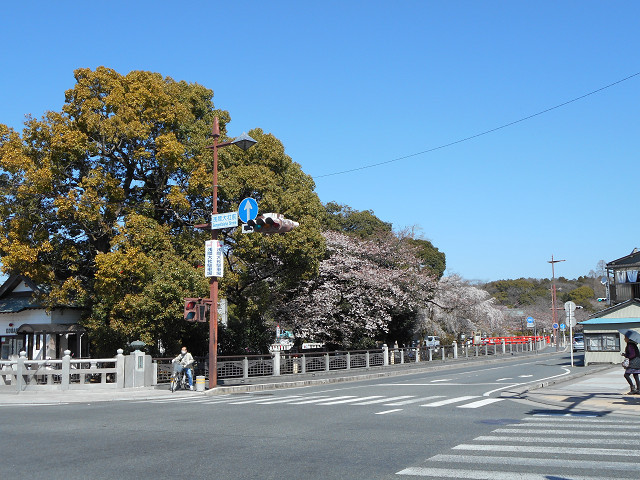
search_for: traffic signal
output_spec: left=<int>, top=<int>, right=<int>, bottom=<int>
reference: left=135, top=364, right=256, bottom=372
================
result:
left=184, top=298, right=200, bottom=322
left=597, top=298, right=607, bottom=302
left=246, top=213, right=299, bottom=234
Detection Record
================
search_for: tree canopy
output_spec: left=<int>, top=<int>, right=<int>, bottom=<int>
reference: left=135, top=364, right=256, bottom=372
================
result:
left=0, top=66, right=325, bottom=355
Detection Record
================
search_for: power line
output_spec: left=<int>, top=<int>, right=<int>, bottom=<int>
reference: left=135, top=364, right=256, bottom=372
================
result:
left=313, top=71, right=640, bottom=179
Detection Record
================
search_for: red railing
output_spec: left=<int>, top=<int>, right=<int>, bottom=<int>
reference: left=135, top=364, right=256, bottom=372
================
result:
left=474, top=336, right=550, bottom=345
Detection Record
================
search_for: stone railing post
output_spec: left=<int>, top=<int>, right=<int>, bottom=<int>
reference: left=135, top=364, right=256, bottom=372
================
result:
left=365, top=351, right=370, bottom=368
left=16, top=351, right=26, bottom=392
left=400, top=349, right=404, bottom=364
left=502, top=340, right=506, bottom=355
left=301, top=354, right=306, bottom=374
left=453, top=341, right=458, bottom=359
left=243, top=357, right=249, bottom=379
left=116, top=349, right=125, bottom=388
left=441, top=347, right=445, bottom=361
left=61, top=350, right=71, bottom=390
left=346, top=351, right=351, bottom=370
left=273, top=350, right=281, bottom=376
left=383, top=345, right=389, bottom=366
left=415, top=348, right=420, bottom=363
left=428, top=348, right=433, bottom=361
left=324, top=353, right=330, bottom=371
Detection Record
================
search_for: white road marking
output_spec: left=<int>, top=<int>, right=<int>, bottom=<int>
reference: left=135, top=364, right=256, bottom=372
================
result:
left=229, top=395, right=300, bottom=405
left=351, top=395, right=414, bottom=405
left=397, top=466, right=613, bottom=479
left=384, top=396, right=444, bottom=406
left=452, top=443, right=639, bottom=457
left=430, top=378, right=451, bottom=382
left=317, top=396, right=379, bottom=405
left=475, top=435, right=621, bottom=445
left=421, top=396, right=478, bottom=407
left=289, top=396, right=332, bottom=404
left=375, top=408, right=402, bottom=415
left=429, top=453, right=640, bottom=470
left=457, top=398, right=504, bottom=409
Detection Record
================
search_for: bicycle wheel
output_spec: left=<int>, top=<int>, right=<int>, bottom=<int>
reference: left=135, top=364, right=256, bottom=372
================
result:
left=170, top=373, right=179, bottom=392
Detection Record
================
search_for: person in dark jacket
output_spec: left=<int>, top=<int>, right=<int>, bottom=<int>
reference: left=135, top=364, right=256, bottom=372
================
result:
left=622, top=335, right=640, bottom=395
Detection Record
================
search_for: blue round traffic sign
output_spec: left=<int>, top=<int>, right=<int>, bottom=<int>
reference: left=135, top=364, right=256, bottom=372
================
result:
left=552, top=323, right=559, bottom=329
left=238, top=198, right=258, bottom=223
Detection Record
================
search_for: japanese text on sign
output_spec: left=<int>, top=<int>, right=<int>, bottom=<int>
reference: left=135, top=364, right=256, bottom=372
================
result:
left=205, top=240, right=224, bottom=277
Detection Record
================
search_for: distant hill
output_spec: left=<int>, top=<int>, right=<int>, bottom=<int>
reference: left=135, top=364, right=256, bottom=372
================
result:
left=482, top=276, right=608, bottom=331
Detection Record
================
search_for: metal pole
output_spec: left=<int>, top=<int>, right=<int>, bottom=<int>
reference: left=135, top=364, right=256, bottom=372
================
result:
left=209, top=117, right=220, bottom=389
left=549, top=255, right=565, bottom=352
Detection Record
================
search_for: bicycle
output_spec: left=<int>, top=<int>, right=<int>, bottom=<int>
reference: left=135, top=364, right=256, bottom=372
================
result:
left=170, top=360, right=193, bottom=392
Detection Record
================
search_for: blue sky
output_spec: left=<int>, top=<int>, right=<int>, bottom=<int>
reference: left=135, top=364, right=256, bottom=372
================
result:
left=1, top=1, right=638, bottom=282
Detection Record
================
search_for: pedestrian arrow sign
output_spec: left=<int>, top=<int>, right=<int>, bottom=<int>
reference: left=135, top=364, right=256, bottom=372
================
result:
left=238, top=198, right=258, bottom=223
left=526, top=316, right=535, bottom=328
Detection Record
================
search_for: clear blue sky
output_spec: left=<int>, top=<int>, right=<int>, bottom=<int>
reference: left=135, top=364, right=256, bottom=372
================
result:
left=1, top=1, right=638, bottom=282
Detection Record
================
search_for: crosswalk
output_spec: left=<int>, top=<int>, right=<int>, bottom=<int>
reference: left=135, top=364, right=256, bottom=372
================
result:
left=139, top=392, right=506, bottom=410
left=396, top=413, right=640, bottom=479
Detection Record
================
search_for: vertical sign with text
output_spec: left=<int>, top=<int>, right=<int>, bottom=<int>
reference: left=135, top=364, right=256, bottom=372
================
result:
left=205, top=240, right=224, bottom=277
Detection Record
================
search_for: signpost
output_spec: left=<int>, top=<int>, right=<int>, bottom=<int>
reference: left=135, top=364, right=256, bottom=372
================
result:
left=238, top=198, right=258, bottom=224
left=211, top=212, right=238, bottom=229
left=565, top=301, right=576, bottom=366
left=204, top=240, right=224, bottom=278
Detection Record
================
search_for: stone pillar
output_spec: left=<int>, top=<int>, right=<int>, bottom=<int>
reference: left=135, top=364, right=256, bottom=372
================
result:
left=383, top=345, right=389, bottom=366
left=61, top=350, right=71, bottom=390
left=16, top=351, right=26, bottom=392
left=273, top=350, right=281, bottom=377
left=453, top=341, right=458, bottom=359
left=346, top=351, right=351, bottom=370
left=116, top=349, right=125, bottom=389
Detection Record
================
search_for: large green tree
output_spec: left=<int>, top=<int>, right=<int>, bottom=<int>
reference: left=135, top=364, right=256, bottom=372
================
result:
left=0, top=66, right=325, bottom=355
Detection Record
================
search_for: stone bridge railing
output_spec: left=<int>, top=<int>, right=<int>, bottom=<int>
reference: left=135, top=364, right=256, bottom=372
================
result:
left=0, top=348, right=153, bottom=392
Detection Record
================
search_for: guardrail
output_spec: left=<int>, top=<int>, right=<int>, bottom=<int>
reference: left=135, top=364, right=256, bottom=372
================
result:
left=0, top=350, right=125, bottom=392
left=154, top=339, right=547, bottom=384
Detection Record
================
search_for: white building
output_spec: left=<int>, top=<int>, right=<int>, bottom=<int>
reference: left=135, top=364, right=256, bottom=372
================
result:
left=0, top=275, right=85, bottom=360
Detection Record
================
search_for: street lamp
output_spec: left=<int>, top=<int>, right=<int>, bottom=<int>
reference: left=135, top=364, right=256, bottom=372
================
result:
left=205, top=117, right=256, bottom=388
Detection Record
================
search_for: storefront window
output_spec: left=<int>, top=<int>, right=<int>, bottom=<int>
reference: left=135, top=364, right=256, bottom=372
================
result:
left=585, top=333, right=620, bottom=352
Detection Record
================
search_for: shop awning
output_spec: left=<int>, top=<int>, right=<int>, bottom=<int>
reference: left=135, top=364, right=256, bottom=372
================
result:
left=16, top=323, right=86, bottom=334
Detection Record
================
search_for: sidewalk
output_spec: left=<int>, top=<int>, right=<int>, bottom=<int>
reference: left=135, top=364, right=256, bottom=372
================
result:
left=514, top=365, right=640, bottom=416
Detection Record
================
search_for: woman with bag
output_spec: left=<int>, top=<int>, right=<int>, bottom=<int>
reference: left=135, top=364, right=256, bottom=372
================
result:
left=621, top=334, right=640, bottom=394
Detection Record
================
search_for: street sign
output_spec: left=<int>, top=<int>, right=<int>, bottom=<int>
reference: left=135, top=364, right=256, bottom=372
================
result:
left=560, top=323, right=566, bottom=331
left=552, top=323, right=559, bottom=329
left=204, top=240, right=224, bottom=277
left=241, top=224, right=254, bottom=234
left=564, top=301, right=576, bottom=312
left=211, top=212, right=238, bottom=229
left=238, top=198, right=258, bottom=223
left=526, top=316, right=535, bottom=328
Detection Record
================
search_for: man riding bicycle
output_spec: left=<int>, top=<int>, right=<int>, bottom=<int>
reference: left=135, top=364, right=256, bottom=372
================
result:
left=173, top=346, right=195, bottom=390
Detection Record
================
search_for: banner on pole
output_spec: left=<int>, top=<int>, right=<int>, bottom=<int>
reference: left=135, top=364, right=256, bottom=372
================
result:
left=205, top=240, right=224, bottom=277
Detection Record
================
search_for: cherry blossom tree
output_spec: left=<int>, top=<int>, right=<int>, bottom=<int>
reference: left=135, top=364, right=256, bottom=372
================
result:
left=282, top=230, right=437, bottom=348
left=416, top=274, right=506, bottom=341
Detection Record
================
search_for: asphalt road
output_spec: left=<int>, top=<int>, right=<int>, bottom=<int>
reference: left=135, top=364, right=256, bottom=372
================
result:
left=3, top=352, right=637, bottom=480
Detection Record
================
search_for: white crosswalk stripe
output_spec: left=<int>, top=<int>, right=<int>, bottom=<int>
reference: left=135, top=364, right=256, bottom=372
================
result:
left=420, top=395, right=478, bottom=407
left=132, top=392, right=509, bottom=410
left=395, top=415, right=640, bottom=479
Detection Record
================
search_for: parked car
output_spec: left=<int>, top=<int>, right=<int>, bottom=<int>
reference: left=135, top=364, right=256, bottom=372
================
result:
left=573, top=334, right=584, bottom=352
left=424, top=336, right=441, bottom=348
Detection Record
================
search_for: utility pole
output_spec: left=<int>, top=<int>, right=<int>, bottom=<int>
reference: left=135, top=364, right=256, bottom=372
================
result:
left=548, top=255, right=565, bottom=352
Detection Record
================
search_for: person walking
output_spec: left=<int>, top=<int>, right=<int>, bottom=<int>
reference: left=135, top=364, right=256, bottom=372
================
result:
left=622, top=334, right=640, bottom=394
